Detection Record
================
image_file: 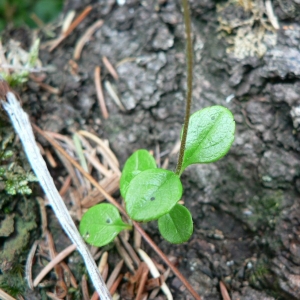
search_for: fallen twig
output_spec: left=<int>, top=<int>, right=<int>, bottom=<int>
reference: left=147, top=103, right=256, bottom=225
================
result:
left=33, top=244, right=77, bottom=286
left=60, top=260, right=78, bottom=288
left=220, top=281, right=231, bottom=300
left=98, top=252, right=108, bottom=274
left=45, top=149, right=57, bottom=168
left=46, top=292, right=61, bottom=300
left=59, top=175, right=72, bottom=197
left=74, top=20, right=104, bottom=60
left=106, top=260, right=124, bottom=290
left=138, top=249, right=173, bottom=300
left=82, top=274, right=90, bottom=300
left=78, top=130, right=120, bottom=174
left=109, top=274, right=123, bottom=295
left=135, top=263, right=149, bottom=300
left=0, top=289, right=16, bottom=300
left=32, top=123, right=201, bottom=300
left=102, top=56, right=119, bottom=80
left=83, top=151, right=112, bottom=178
left=104, top=81, right=125, bottom=112
left=49, top=6, right=93, bottom=52
left=115, top=237, right=135, bottom=272
left=62, top=10, right=76, bottom=33
left=35, top=82, right=60, bottom=94
left=25, top=241, right=39, bottom=290
left=102, top=264, right=109, bottom=282
left=36, top=196, right=48, bottom=236
left=1, top=91, right=111, bottom=299
left=94, top=66, right=109, bottom=119
left=134, top=227, right=142, bottom=249
left=70, top=188, right=83, bottom=220
left=119, top=234, right=141, bottom=268
left=55, top=279, right=68, bottom=299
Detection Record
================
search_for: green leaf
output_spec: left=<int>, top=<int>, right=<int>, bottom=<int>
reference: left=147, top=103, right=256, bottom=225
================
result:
left=79, top=203, right=131, bottom=247
left=181, top=106, right=235, bottom=172
left=158, top=204, right=193, bottom=244
left=125, top=169, right=182, bottom=221
left=120, top=149, right=157, bottom=198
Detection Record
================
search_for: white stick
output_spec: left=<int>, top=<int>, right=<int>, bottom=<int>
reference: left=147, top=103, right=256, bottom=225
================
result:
left=137, top=248, right=173, bottom=300
left=1, top=92, right=111, bottom=300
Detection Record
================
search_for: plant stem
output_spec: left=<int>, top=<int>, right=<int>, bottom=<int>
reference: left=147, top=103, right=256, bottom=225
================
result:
left=175, top=0, right=193, bottom=175
left=134, top=222, right=201, bottom=300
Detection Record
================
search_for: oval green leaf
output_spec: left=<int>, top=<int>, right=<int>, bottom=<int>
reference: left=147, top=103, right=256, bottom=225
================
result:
left=181, top=106, right=235, bottom=172
left=125, top=169, right=182, bottom=221
left=80, top=203, right=131, bottom=247
left=158, top=204, right=193, bottom=244
left=120, top=149, right=157, bottom=198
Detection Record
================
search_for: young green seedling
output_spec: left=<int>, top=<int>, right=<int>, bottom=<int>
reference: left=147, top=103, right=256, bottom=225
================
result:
left=79, top=0, right=235, bottom=248
left=80, top=105, right=235, bottom=246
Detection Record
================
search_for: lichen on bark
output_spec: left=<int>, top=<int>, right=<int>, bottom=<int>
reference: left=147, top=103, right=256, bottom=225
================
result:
left=0, top=110, right=38, bottom=277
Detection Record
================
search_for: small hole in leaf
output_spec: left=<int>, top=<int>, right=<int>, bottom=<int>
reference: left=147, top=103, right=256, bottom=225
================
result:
left=150, top=197, right=155, bottom=201
left=85, top=232, right=90, bottom=238
left=106, top=218, right=112, bottom=224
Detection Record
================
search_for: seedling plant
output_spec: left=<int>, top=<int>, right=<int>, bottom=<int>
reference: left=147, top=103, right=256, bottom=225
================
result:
left=0, top=1, right=236, bottom=299
left=79, top=0, right=235, bottom=247
left=80, top=107, right=235, bottom=246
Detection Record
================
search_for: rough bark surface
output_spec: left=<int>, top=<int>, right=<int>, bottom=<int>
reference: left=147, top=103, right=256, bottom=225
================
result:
left=2, top=0, right=300, bottom=299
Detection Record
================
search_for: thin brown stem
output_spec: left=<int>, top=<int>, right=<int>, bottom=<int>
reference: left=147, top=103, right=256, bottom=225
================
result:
left=175, top=0, right=193, bottom=175
left=134, top=222, right=201, bottom=300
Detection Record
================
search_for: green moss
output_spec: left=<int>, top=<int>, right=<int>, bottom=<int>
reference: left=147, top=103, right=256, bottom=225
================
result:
left=3, top=167, right=37, bottom=195
left=0, top=197, right=38, bottom=269
left=246, top=190, right=283, bottom=231
left=0, top=112, right=39, bottom=275
left=250, top=266, right=269, bottom=286
left=247, top=258, right=282, bottom=298
left=0, top=116, right=38, bottom=196
left=0, top=213, right=15, bottom=237
left=0, top=273, right=26, bottom=297
left=0, top=260, right=26, bottom=298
